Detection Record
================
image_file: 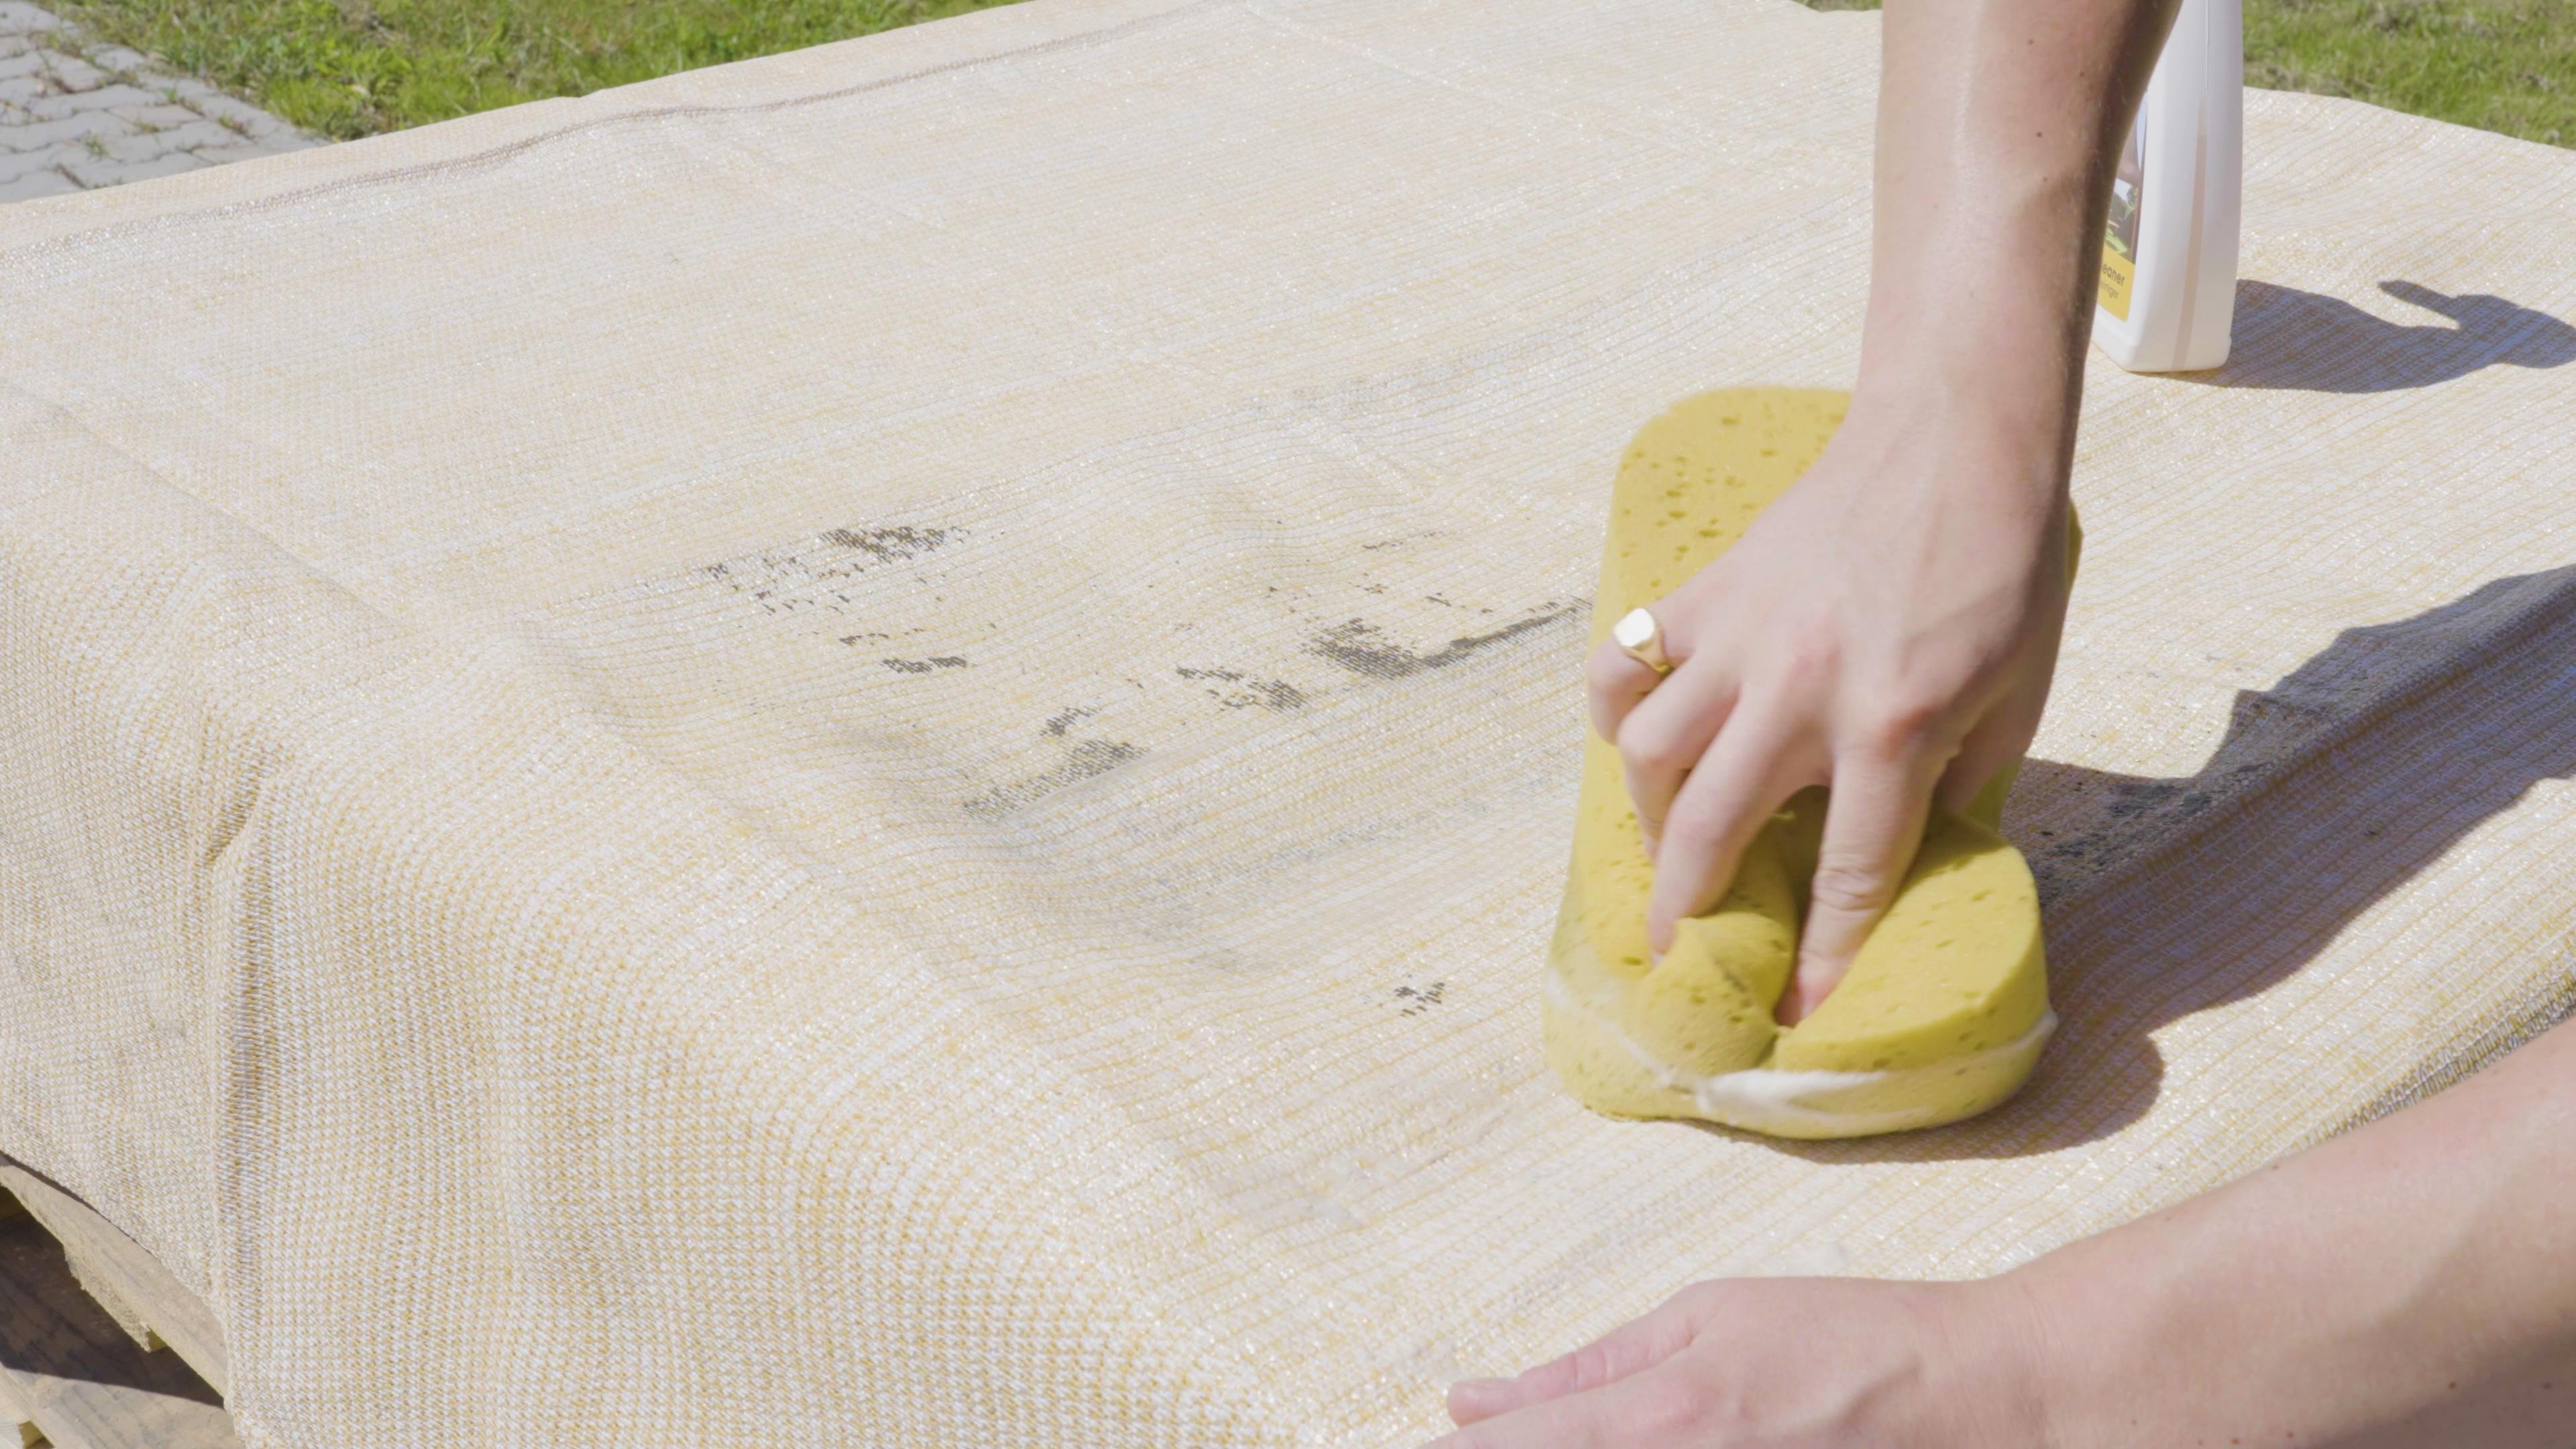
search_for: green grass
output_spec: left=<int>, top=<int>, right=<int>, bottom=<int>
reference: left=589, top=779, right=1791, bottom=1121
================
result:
left=50, top=0, right=1020, bottom=138
left=1810, top=0, right=2571, bottom=147
left=50, top=0, right=2575, bottom=146
left=2243, top=0, right=2571, bottom=145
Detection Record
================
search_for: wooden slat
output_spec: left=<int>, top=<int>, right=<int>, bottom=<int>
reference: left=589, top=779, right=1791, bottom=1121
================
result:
left=0, top=1200, right=236, bottom=1449
left=0, top=1192, right=32, bottom=1444
left=0, top=1371, right=44, bottom=1447
left=7, top=1367, right=239, bottom=1449
left=0, top=1168, right=226, bottom=1395
left=52, top=1242, right=163, bottom=1358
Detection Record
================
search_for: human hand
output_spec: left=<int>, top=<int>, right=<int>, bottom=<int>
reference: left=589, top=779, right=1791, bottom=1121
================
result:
left=1432, top=1017, right=2576, bottom=1449
left=1584, top=389, right=2072, bottom=1020
left=1426, top=1275, right=2045, bottom=1448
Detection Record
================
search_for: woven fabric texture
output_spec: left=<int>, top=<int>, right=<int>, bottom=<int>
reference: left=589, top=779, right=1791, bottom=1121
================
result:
left=3, top=0, right=2573, bottom=1442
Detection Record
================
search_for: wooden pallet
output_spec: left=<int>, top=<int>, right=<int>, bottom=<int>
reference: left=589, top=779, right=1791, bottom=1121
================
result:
left=0, top=1164, right=237, bottom=1449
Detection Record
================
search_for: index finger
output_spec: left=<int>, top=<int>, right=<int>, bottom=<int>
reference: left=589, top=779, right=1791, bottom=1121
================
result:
left=1645, top=708, right=1810, bottom=954
left=1422, top=1366, right=1703, bottom=1449
left=1446, top=1289, right=1701, bottom=1427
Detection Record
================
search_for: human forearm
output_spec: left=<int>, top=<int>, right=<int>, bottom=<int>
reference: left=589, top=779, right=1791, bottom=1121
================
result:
left=2011, top=1016, right=2576, bottom=1446
left=1591, top=1, right=2186, bottom=998
left=1858, top=0, right=2181, bottom=486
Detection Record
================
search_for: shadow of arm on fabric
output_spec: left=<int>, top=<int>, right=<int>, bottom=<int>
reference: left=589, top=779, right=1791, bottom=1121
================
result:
left=2182, top=279, right=2576, bottom=394
left=1764, top=566, right=2576, bottom=1166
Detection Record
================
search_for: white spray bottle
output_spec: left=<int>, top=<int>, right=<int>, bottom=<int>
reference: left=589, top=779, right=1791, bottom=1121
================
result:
left=2092, top=0, right=2243, bottom=372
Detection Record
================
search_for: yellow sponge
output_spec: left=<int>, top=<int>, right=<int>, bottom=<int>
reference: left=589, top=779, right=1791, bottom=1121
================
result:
left=1544, top=388, right=2063, bottom=1138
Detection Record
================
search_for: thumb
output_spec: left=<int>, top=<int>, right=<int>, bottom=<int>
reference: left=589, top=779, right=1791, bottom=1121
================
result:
left=1784, top=749, right=1937, bottom=1025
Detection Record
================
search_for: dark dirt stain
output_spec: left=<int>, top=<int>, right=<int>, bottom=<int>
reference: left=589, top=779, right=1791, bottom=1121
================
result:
left=963, top=739, right=1145, bottom=820
left=700, top=524, right=966, bottom=619
left=822, top=525, right=958, bottom=562
left=1043, top=707, right=1097, bottom=737
left=1358, top=530, right=1447, bottom=553
left=882, top=656, right=969, bottom=674
left=1175, top=666, right=1307, bottom=712
left=1393, top=981, right=1447, bottom=1018
left=2102, top=779, right=2181, bottom=817
left=1309, top=604, right=1580, bottom=680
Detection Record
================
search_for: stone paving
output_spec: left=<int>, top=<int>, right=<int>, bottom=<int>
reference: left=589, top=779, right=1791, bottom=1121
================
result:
left=1, top=0, right=321, bottom=203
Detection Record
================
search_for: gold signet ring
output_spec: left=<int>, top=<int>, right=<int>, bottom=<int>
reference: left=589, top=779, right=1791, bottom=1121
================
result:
left=1612, top=607, right=1674, bottom=674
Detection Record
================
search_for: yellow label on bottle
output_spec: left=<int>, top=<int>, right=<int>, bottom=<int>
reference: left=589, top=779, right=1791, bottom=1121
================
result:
left=2100, top=119, right=2143, bottom=323
left=2098, top=245, right=2135, bottom=322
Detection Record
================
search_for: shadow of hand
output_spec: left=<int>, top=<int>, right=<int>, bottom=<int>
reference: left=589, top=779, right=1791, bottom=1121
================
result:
left=2197, top=279, right=2576, bottom=393
left=1770, top=568, right=2576, bottom=1165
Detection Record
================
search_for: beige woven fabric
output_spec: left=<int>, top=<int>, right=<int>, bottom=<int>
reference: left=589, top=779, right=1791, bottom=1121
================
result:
left=2, top=0, right=2573, bottom=1442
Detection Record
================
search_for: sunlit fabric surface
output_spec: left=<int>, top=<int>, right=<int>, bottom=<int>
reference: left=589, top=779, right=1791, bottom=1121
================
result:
left=2, top=0, right=2572, bottom=1442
